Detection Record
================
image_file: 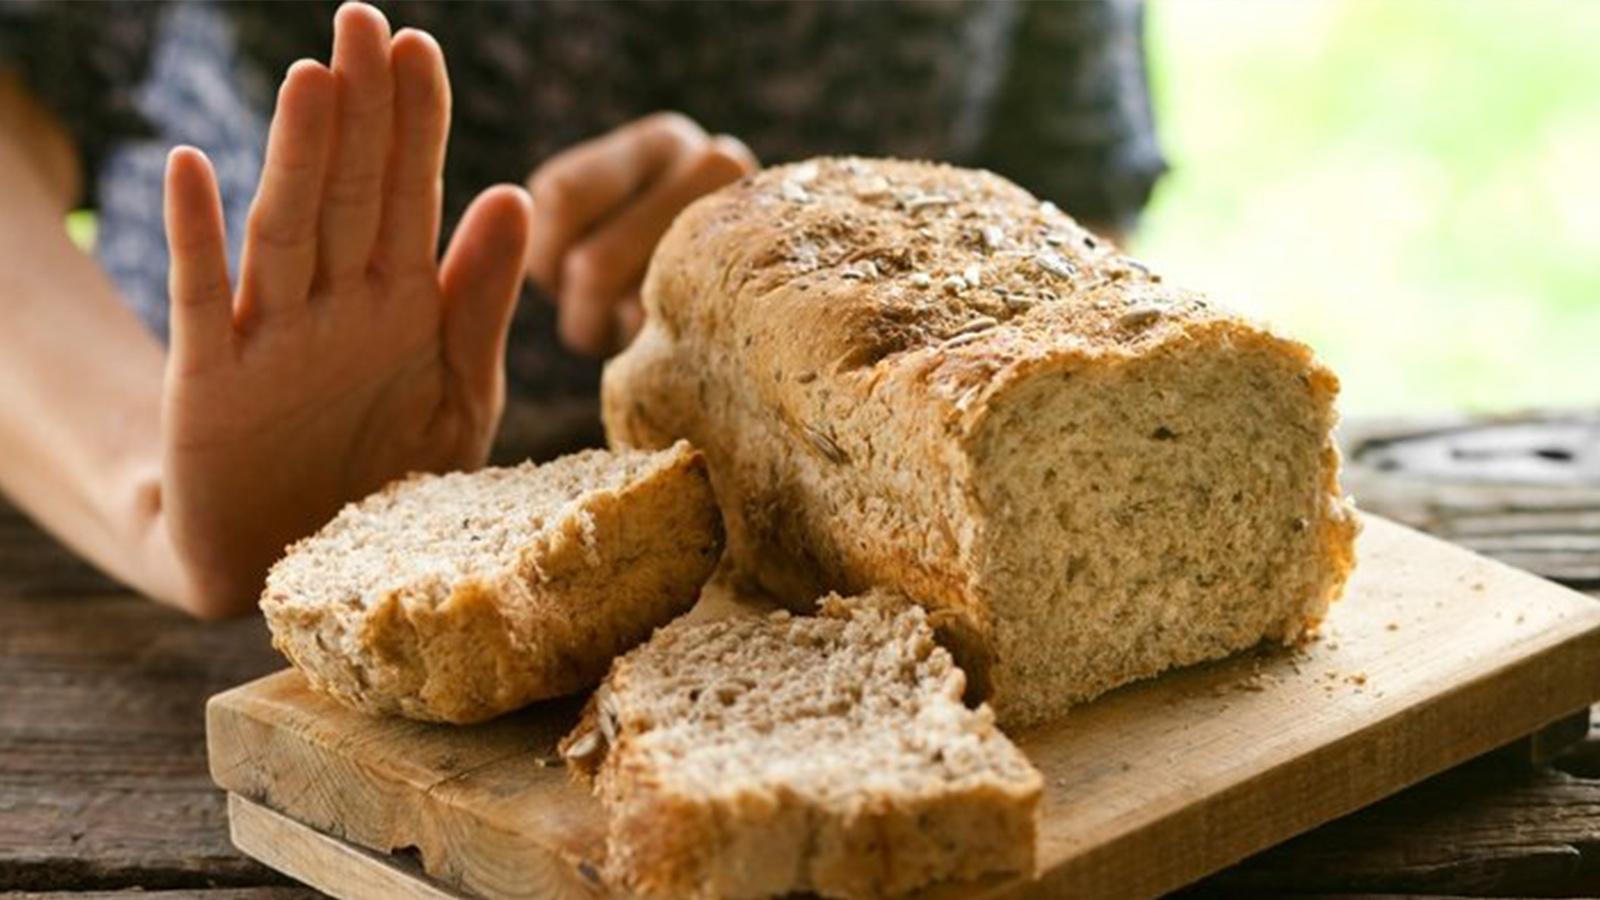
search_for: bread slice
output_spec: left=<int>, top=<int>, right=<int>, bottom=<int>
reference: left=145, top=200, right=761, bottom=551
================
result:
left=603, top=156, right=1359, bottom=726
left=561, top=591, right=1043, bottom=899
left=261, top=441, right=723, bottom=724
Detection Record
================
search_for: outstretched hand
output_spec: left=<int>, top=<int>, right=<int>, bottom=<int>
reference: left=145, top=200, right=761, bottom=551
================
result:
left=160, top=3, right=532, bottom=615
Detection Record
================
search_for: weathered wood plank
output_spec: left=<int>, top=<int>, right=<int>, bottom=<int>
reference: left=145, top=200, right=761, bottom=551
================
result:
left=1339, top=412, right=1600, bottom=592
left=1190, top=752, right=1600, bottom=897
left=229, top=795, right=463, bottom=900
left=0, top=584, right=286, bottom=892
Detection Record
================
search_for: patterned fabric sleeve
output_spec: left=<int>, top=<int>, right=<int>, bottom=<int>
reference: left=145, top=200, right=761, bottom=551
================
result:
left=0, top=0, right=158, bottom=207
left=975, top=0, right=1167, bottom=233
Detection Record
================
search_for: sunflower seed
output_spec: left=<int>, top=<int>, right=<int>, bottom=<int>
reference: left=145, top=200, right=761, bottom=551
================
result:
left=804, top=426, right=849, bottom=464
left=852, top=174, right=892, bottom=199
left=562, top=728, right=601, bottom=762
left=840, top=259, right=880, bottom=281
left=902, top=192, right=955, bottom=214
left=950, top=315, right=999, bottom=337
left=780, top=180, right=812, bottom=203
left=1119, top=304, right=1165, bottom=328
left=1035, top=252, right=1076, bottom=280
left=596, top=686, right=618, bottom=744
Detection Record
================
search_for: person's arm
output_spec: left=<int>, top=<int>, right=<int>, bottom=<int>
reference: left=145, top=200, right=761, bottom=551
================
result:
left=0, top=67, right=189, bottom=605
left=2, top=3, right=757, bottom=618
left=2, top=6, right=535, bottom=618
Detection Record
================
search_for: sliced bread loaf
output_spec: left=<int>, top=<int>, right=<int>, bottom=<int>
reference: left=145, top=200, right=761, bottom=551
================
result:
left=603, top=157, right=1360, bottom=726
left=561, top=590, right=1043, bottom=900
left=261, top=441, right=722, bottom=724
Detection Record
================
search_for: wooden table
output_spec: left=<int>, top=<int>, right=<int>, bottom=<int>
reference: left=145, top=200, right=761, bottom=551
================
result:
left=4, top=409, right=1597, bottom=900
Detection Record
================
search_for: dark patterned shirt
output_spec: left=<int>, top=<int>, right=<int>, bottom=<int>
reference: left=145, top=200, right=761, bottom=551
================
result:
left=1, top=0, right=1164, bottom=403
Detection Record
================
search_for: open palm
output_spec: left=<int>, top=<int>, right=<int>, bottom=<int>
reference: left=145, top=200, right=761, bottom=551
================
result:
left=159, top=5, right=531, bottom=614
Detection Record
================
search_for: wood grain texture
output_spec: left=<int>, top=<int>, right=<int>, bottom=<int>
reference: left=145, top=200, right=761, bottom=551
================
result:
left=207, top=676, right=601, bottom=900
left=1341, top=413, right=1600, bottom=591
left=0, top=505, right=289, bottom=893
left=1188, top=751, right=1600, bottom=897
left=208, top=516, right=1600, bottom=899
left=229, top=795, right=463, bottom=900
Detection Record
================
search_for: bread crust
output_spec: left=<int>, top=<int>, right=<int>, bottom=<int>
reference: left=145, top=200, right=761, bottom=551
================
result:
left=603, top=158, right=1359, bottom=725
left=261, top=443, right=724, bottom=724
left=565, top=593, right=1042, bottom=899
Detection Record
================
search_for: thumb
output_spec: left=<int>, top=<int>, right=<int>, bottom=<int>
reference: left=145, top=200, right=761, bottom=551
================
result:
left=440, top=184, right=534, bottom=410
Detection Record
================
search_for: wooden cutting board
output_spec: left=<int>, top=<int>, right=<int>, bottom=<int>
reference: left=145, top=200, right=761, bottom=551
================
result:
left=206, top=516, right=1600, bottom=899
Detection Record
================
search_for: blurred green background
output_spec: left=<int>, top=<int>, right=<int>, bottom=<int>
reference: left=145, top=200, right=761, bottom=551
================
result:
left=1137, top=0, right=1600, bottom=416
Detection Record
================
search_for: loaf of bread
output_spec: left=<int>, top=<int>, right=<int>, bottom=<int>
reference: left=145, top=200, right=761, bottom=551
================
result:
left=561, top=590, right=1042, bottom=899
left=604, top=157, right=1359, bottom=727
left=260, top=442, right=722, bottom=724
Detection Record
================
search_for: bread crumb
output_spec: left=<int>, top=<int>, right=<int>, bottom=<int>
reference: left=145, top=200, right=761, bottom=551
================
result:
left=1385, top=622, right=1399, bottom=632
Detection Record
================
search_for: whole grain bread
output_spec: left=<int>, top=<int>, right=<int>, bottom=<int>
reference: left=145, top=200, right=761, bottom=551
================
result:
left=603, top=157, right=1359, bottom=727
left=562, top=590, right=1042, bottom=900
left=261, top=442, right=722, bottom=724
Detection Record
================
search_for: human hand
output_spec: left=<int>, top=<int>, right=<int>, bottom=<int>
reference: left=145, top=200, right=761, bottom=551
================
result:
left=525, top=113, right=757, bottom=357
left=159, top=3, right=532, bottom=615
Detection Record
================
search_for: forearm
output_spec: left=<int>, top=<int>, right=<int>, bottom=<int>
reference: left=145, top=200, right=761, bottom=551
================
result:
left=0, top=129, right=190, bottom=610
